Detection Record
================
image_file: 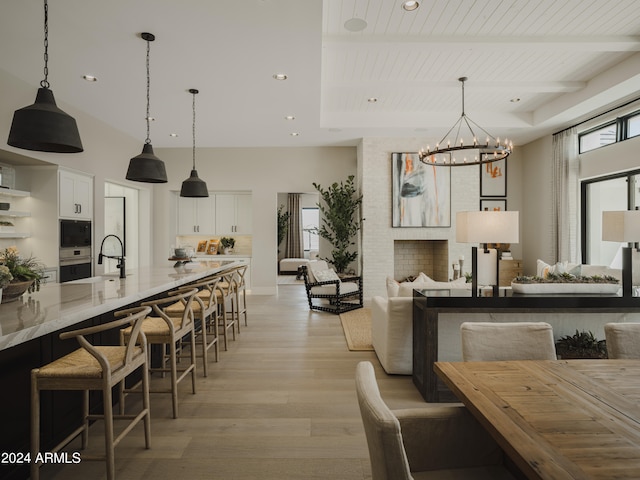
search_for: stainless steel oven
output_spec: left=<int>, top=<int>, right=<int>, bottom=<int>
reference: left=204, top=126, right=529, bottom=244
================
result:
left=59, top=220, right=92, bottom=282
left=59, top=247, right=92, bottom=282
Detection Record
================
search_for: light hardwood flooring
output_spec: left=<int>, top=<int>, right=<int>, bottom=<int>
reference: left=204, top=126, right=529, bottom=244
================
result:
left=43, top=284, right=426, bottom=480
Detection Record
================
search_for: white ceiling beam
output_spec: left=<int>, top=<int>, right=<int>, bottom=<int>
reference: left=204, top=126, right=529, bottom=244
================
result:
left=323, top=35, right=640, bottom=52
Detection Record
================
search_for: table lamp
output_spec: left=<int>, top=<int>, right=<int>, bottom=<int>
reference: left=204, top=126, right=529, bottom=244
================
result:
left=457, top=210, right=519, bottom=296
left=602, top=210, right=640, bottom=296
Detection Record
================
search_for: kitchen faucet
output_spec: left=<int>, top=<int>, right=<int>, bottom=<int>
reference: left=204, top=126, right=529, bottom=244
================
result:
left=98, top=234, right=126, bottom=279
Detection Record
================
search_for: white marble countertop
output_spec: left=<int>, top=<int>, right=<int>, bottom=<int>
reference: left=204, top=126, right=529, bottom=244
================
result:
left=0, top=259, right=245, bottom=351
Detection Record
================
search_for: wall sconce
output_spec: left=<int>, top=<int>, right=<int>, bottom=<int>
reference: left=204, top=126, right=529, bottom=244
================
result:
left=602, top=210, right=640, bottom=296
left=456, top=210, right=519, bottom=296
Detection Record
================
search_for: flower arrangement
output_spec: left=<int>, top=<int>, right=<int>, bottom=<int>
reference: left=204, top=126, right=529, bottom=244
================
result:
left=512, top=273, right=619, bottom=284
left=0, top=265, right=12, bottom=288
left=0, top=247, right=45, bottom=293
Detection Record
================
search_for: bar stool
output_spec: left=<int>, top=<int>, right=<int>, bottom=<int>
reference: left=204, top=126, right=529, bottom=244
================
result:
left=214, top=270, right=237, bottom=350
left=121, top=288, right=198, bottom=419
left=232, top=265, right=248, bottom=329
left=30, top=306, right=152, bottom=480
left=164, top=276, right=220, bottom=376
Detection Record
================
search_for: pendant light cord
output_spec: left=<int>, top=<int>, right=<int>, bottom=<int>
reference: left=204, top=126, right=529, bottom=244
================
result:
left=145, top=37, right=151, bottom=145
left=192, top=91, right=197, bottom=169
left=40, top=0, right=49, bottom=88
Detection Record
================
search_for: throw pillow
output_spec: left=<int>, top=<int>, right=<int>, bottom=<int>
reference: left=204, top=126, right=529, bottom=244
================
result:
left=314, top=269, right=340, bottom=282
left=386, top=276, right=400, bottom=297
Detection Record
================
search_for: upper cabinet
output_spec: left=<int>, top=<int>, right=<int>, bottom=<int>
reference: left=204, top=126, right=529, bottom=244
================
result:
left=215, top=193, right=252, bottom=235
left=177, top=196, right=216, bottom=235
left=59, top=170, right=93, bottom=220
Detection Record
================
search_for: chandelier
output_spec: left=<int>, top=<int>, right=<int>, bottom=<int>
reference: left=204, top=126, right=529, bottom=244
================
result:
left=418, top=77, right=512, bottom=167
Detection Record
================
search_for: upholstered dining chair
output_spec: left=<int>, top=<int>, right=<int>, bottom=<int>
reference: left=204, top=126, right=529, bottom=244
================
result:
left=355, top=361, right=515, bottom=480
left=605, top=322, right=640, bottom=359
left=31, top=306, right=152, bottom=480
left=460, top=322, right=557, bottom=362
left=121, top=288, right=198, bottom=419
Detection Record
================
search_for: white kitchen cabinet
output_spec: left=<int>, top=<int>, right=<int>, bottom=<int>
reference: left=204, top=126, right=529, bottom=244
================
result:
left=215, top=193, right=252, bottom=235
left=59, top=170, right=93, bottom=219
left=177, top=196, right=215, bottom=235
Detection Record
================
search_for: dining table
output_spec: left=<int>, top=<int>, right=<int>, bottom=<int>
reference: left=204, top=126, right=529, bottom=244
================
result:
left=434, top=359, right=640, bottom=480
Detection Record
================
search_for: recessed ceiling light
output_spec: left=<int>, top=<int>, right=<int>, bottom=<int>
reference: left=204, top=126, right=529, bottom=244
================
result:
left=82, top=74, right=98, bottom=82
left=344, top=17, right=367, bottom=32
left=510, top=97, right=521, bottom=103
left=368, top=97, right=378, bottom=103
left=402, top=1, right=420, bottom=11
left=290, top=132, right=299, bottom=136
left=273, top=73, right=288, bottom=80
left=169, top=133, right=178, bottom=137
left=285, top=115, right=295, bottom=120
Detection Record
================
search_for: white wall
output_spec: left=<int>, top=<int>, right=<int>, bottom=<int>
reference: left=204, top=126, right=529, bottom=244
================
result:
left=154, top=147, right=356, bottom=294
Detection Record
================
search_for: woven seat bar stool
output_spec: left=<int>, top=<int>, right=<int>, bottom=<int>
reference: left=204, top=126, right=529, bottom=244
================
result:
left=164, top=276, right=221, bottom=376
left=231, top=265, right=248, bottom=329
left=31, top=306, right=152, bottom=480
left=211, top=270, right=237, bottom=350
left=121, top=288, right=198, bottom=419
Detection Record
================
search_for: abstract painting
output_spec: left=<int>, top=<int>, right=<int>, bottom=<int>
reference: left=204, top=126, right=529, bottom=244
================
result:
left=392, top=152, right=451, bottom=227
left=480, top=157, right=507, bottom=197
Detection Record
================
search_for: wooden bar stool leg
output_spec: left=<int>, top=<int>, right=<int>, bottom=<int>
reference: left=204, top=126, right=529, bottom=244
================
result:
left=169, top=340, right=179, bottom=419
left=82, top=390, right=89, bottom=449
left=30, top=370, right=40, bottom=480
left=102, top=379, right=116, bottom=480
left=141, top=358, right=152, bottom=448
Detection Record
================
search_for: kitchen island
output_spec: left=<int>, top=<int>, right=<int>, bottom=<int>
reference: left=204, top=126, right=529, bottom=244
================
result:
left=0, top=259, right=244, bottom=480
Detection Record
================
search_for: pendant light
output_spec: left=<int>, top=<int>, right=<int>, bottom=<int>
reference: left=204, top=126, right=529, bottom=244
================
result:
left=126, top=32, right=167, bottom=183
left=180, top=89, right=209, bottom=197
left=8, top=0, right=83, bottom=153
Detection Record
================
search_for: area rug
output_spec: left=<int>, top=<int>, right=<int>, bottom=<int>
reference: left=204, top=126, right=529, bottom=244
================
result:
left=339, top=308, right=374, bottom=351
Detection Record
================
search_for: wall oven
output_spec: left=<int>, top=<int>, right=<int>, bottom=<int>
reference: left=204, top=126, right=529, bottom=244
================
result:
left=60, top=220, right=92, bottom=282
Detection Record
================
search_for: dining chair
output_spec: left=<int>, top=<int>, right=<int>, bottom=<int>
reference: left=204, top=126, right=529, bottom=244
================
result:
left=604, top=322, right=640, bottom=359
left=460, top=322, right=557, bottom=362
left=164, top=276, right=221, bottom=376
left=120, top=288, right=198, bottom=419
left=212, top=269, right=238, bottom=348
left=355, top=361, right=515, bottom=480
left=31, top=306, right=152, bottom=480
left=232, top=264, right=248, bottom=329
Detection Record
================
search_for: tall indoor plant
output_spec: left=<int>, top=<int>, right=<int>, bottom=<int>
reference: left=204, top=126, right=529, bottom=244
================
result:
left=277, top=204, right=290, bottom=254
left=312, top=175, right=363, bottom=274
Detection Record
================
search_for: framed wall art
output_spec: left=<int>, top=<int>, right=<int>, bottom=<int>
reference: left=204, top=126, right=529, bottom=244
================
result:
left=480, top=157, right=507, bottom=197
left=391, top=152, right=451, bottom=227
left=480, top=198, right=507, bottom=212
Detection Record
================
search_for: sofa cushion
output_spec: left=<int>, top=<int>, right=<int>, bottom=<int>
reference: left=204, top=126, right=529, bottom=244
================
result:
left=314, top=269, right=340, bottom=282
left=310, top=281, right=359, bottom=296
left=386, top=277, right=400, bottom=297
left=397, top=276, right=468, bottom=297
left=306, top=260, right=330, bottom=283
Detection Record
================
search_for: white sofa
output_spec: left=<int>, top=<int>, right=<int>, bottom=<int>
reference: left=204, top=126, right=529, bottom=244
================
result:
left=372, top=273, right=640, bottom=375
left=372, top=276, right=469, bottom=375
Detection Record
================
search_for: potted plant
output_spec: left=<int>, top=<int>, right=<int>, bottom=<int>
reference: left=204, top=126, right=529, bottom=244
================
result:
left=555, top=330, right=608, bottom=359
left=312, top=175, right=363, bottom=274
left=277, top=204, right=290, bottom=254
left=0, top=246, right=45, bottom=302
left=220, top=237, right=235, bottom=254
left=0, top=265, right=12, bottom=296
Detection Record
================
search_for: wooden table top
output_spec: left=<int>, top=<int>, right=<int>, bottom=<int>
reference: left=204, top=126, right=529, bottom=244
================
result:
left=434, top=359, right=640, bottom=480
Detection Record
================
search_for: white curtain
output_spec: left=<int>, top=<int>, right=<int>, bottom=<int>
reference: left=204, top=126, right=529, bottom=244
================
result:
left=552, top=127, right=580, bottom=263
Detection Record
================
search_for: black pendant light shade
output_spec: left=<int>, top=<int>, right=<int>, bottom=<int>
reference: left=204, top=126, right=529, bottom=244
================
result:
left=126, top=143, right=168, bottom=183
left=180, top=169, right=209, bottom=197
left=180, top=88, right=209, bottom=197
left=8, top=0, right=83, bottom=153
left=126, top=32, right=168, bottom=183
left=8, top=87, right=83, bottom=153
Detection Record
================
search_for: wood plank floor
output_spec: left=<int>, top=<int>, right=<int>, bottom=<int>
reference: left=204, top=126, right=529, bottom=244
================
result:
left=43, top=285, right=427, bottom=480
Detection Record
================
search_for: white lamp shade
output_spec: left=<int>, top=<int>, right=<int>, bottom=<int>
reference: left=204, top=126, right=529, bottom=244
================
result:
left=602, top=210, right=640, bottom=242
left=456, top=210, right=519, bottom=244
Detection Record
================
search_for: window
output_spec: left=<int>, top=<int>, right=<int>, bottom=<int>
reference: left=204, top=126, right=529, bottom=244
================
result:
left=581, top=170, right=640, bottom=265
left=627, top=113, right=640, bottom=139
left=301, top=207, right=319, bottom=252
left=579, top=123, right=617, bottom=153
